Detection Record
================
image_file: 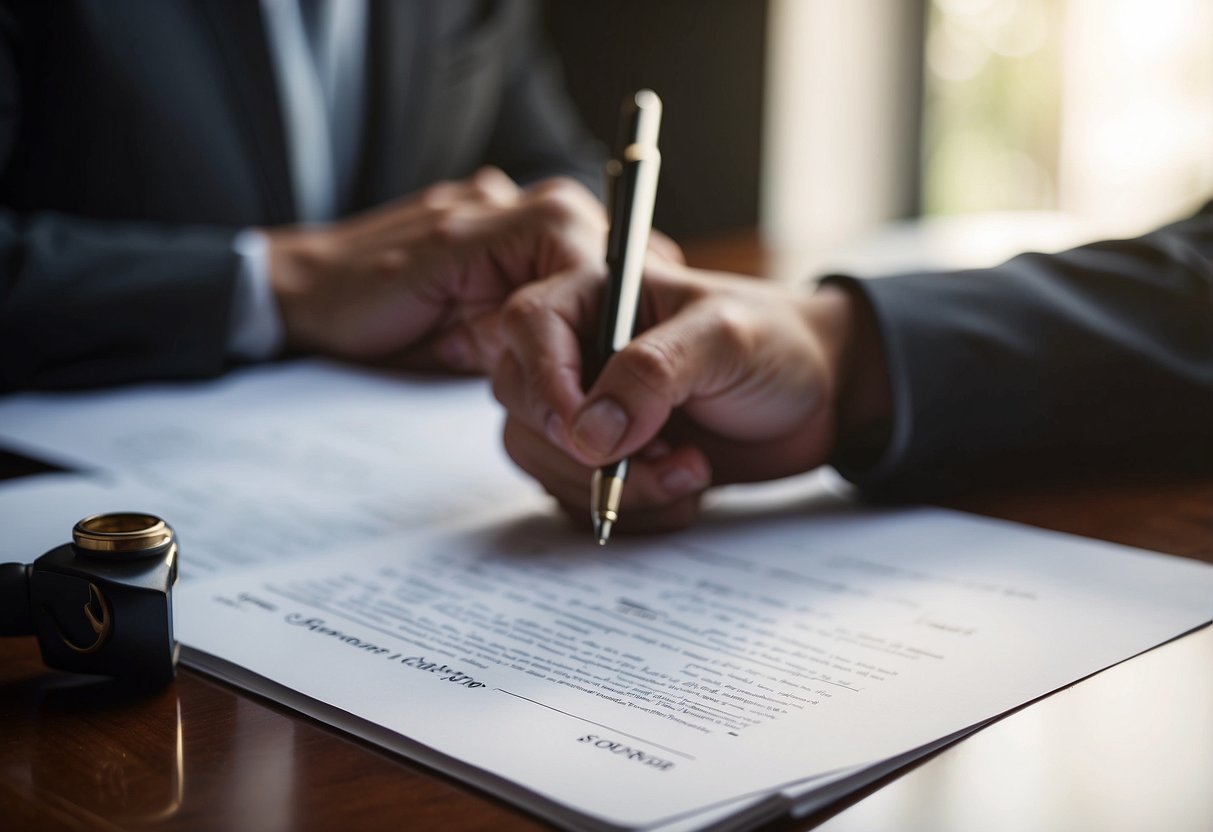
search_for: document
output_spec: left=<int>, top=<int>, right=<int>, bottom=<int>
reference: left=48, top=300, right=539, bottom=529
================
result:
left=3, top=360, right=1212, bottom=830
left=176, top=504, right=1213, bottom=829
left=0, top=361, right=544, bottom=578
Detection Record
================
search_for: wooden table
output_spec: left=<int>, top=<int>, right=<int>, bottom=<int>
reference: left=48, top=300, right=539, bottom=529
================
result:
left=1, top=233, right=1210, bottom=832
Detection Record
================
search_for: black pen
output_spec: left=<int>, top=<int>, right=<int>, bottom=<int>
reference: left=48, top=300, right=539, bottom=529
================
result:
left=590, top=90, right=663, bottom=545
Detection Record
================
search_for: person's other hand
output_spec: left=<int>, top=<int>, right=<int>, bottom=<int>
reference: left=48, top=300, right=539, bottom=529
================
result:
left=263, top=168, right=609, bottom=371
left=486, top=264, right=892, bottom=532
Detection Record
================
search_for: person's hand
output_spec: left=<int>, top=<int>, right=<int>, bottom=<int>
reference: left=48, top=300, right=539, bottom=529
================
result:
left=263, top=168, right=610, bottom=371
left=485, top=263, right=892, bottom=532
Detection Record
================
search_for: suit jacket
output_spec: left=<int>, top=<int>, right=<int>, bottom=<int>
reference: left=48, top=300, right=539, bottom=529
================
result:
left=835, top=200, right=1213, bottom=495
left=0, top=0, right=602, bottom=389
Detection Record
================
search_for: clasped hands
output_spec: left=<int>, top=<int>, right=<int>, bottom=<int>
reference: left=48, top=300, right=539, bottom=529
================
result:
left=264, top=168, right=890, bottom=533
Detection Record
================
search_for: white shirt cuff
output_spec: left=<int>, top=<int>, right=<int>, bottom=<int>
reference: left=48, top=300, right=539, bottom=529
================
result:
left=228, top=230, right=285, bottom=360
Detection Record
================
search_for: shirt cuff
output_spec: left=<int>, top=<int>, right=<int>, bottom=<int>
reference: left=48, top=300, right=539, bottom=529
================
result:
left=228, top=230, right=285, bottom=361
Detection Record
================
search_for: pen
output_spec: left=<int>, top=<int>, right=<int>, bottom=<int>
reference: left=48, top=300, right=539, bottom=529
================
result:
left=590, top=89, right=663, bottom=545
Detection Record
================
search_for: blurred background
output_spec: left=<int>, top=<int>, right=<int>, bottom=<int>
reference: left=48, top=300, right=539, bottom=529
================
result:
left=544, top=0, right=1213, bottom=278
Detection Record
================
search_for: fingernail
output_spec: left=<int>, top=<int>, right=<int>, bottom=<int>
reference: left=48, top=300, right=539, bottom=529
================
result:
left=545, top=411, right=564, bottom=445
left=660, top=466, right=707, bottom=497
left=638, top=439, right=672, bottom=461
left=572, top=398, right=628, bottom=457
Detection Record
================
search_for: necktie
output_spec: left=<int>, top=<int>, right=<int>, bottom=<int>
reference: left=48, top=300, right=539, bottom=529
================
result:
left=262, top=0, right=367, bottom=222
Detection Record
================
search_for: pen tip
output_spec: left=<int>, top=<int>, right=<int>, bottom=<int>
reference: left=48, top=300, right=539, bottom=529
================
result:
left=596, top=518, right=614, bottom=546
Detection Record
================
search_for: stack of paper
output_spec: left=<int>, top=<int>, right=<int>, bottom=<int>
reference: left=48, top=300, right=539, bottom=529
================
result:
left=2, top=361, right=1210, bottom=831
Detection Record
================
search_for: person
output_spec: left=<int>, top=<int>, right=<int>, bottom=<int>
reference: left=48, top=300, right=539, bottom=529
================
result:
left=483, top=199, right=1213, bottom=532
left=0, top=0, right=609, bottom=390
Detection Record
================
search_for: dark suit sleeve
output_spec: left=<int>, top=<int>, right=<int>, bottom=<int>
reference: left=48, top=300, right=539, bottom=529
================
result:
left=0, top=7, right=242, bottom=391
left=0, top=212, right=241, bottom=390
left=481, top=1, right=605, bottom=197
left=831, top=201, right=1213, bottom=497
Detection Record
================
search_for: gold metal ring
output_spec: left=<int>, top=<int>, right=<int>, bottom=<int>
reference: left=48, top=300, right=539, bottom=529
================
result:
left=73, top=513, right=174, bottom=553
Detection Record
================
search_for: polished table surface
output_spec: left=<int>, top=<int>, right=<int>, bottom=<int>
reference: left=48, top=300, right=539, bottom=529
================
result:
left=1, top=232, right=1211, bottom=832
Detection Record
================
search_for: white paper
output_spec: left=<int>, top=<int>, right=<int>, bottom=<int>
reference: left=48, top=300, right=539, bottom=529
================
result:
left=0, top=361, right=545, bottom=578
left=0, top=473, right=127, bottom=558
left=175, top=504, right=1213, bottom=829
left=4, top=361, right=1212, bottom=830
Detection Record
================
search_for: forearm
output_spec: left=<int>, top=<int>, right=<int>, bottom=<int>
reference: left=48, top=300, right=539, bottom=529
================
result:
left=0, top=211, right=242, bottom=390
left=830, top=202, right=1213, bottom=497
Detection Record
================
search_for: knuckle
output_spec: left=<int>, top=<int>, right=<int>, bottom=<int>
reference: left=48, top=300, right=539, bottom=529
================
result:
left=532, top=191, right=578, bottom=226
left=472, top=165, right=513, bottom=193
left=708, top=302, right=756, bottom=354
left=500, top=288, right=547, bottom=335
left=529, top=175, right=580, bottom=198
left=417, top=183, right=453, bottom=210
left=528, top=177, right=592, bottom=222
left=618, top=337, right=679, bottom=397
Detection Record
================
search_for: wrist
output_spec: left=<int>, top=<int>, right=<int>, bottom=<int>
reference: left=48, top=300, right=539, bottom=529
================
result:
left=263, top=226, right=339, bottom=354
left=810, top=279, right=893, bottom=468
